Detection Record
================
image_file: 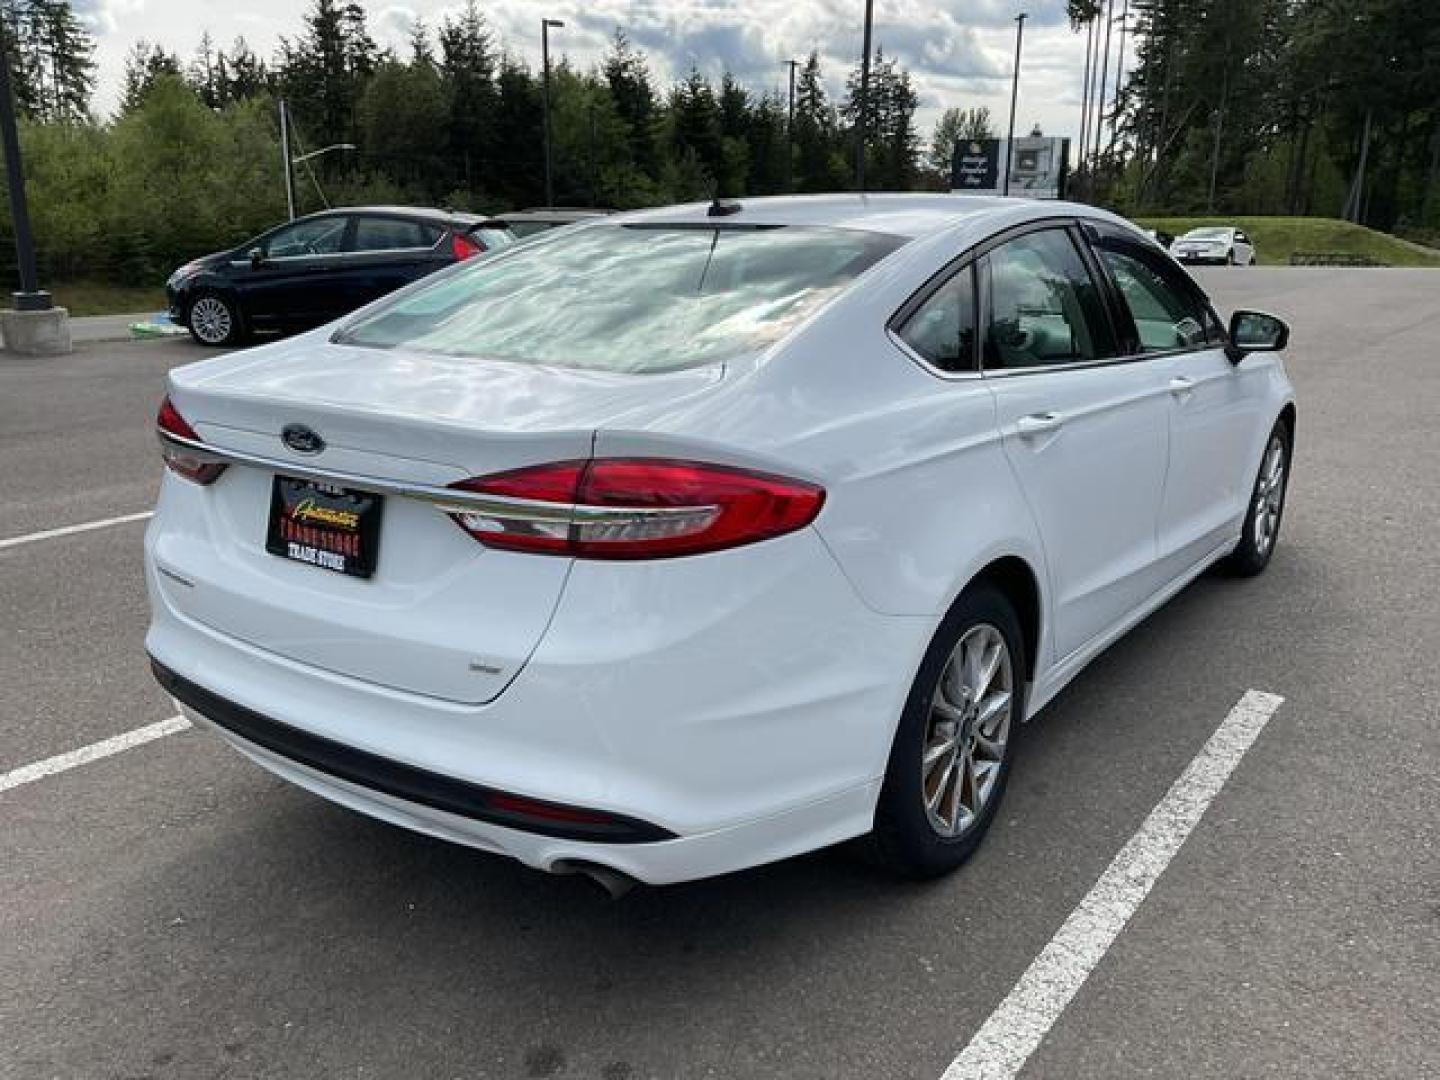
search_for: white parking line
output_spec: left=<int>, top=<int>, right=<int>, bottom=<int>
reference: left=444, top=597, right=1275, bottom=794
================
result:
left=0, top=510, right=154, bottom=551
left=941, top=688, right=1285, bottom=1080
left=0, top=715, right=190, bottom=795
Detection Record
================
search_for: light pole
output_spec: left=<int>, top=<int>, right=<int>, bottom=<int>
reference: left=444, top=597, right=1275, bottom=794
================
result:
left=278, top=99, right=296, bottom=220
left=855, top=0, right=874, bottom=192
left=0, top=17, right=47, bottom=312
left=292, top=143, right=357, bottom=165
left=1077, top=15, right=1094, bottom=179
left=1110, top=0, right=1130, bottom=151
left=541, top=18, right=564, bottom=208
left=1003, top=12, right=1028, bottom=196
left=1093, top=0, right=1115, bottom=167
left=784, top=58, right=799, bottom=191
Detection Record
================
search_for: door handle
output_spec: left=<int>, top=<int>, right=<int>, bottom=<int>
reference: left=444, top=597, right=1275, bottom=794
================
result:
left=1016, top=412, right=1064, bottom=437
left=1169, top=375, right=1196, bottom=397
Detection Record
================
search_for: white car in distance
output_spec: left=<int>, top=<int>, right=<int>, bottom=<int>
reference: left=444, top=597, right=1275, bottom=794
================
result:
left=146, top=195, right=1296, bottom=891
left=1169, top=225, right=1257, bottom=266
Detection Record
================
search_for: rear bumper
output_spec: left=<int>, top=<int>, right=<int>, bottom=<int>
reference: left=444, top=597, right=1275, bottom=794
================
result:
left=181, top=703, right=882, bottom=886
left=151, top=658, right=673, bottom=844
left=144, top=513, right=933, bottom=884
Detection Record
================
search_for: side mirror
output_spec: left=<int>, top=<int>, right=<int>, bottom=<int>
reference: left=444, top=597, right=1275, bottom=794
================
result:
left=248, top=247, right=264, bottom=269
left=1226, top=309, right=1289, bottom=361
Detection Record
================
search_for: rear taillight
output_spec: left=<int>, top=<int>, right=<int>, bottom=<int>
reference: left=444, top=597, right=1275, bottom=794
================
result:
left=157, top=395, right=226, bottom=485
left=450, top=231, right=483, bottom=260
left=446, top=459, right=824, bottom=559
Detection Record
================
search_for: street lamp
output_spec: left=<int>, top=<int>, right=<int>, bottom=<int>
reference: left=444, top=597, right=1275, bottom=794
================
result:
left=0, top=18, right=49, bottom=314
left=784, top=59, right=799, bottom=191
left=1003, top=12, right=1028, bottom=197
left=542, top=18, right=564, bottom=208
left=278, top=98, right=356, bottom=220
left=293, top=143, right=357, bottom=165
left=855, top=0, right=874, bottom=192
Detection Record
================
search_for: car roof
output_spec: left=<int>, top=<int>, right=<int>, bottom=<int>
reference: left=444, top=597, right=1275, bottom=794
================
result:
left=612, top=193, right=1049, bottom=239
left=498, top=209, right=612, bottom=223
left=304, top=205, right=483, bottom=225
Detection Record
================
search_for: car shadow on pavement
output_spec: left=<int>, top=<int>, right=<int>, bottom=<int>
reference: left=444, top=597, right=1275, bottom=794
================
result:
left=75, top=545, right=1339, bottom=1079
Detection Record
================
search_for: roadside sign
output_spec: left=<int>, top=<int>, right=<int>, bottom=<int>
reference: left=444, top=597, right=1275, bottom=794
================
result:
left=952, top=136, right=1070, bottom=198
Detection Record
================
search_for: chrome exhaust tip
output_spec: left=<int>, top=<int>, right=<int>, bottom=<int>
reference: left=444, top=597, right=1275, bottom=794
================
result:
left=553, top=859, right=640, bottom=900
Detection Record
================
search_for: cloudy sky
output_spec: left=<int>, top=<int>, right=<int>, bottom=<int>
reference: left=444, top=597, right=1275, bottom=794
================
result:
left=73, top=0, right=1103, bottom=146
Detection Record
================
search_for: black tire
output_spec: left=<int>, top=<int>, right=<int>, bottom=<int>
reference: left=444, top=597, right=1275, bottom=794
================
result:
left=1224, top=418, right=1292, bottom=577
left=869, top=583, right=1027, bottom=879
left=185, top=291, right=243, bottom=346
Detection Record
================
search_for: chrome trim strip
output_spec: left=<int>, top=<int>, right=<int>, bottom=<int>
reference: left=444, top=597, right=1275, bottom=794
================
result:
left=884, top=328, right=983, bottom=382
left=977, top=341, right=1224, bottom=379
left=157, top=429, right=706, bottom=526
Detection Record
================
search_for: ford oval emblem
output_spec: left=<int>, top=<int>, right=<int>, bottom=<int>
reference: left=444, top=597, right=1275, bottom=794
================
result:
left=281, top=423, right=325, bottom=455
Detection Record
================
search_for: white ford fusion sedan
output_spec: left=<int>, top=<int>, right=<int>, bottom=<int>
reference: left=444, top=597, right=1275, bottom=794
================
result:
left=145, top=194, right=1295, bottom=889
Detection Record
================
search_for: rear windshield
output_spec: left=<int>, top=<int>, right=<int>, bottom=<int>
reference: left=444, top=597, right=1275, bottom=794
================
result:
left=1184, top=227, right=1230, bottom=239
left=333, top=224, right=906, bottom=373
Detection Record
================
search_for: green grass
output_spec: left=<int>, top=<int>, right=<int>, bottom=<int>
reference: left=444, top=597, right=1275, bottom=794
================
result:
left=48, top=281, right=166, bottom=317
left=1134, top=216, right=1440, bottom=268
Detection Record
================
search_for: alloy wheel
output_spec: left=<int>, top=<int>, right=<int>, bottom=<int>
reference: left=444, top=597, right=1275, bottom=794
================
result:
left=190, top=297, right=233, bottom=344
left=921, top=623, right=1014, bottom=838
left=1252, top=435, right=1287, bottom=555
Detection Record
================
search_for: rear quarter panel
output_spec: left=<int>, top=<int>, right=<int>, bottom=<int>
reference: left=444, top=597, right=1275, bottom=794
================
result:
left=594, top=211, right=1056, bottom=671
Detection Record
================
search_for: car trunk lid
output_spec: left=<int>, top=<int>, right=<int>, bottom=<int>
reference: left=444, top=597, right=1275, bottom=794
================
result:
left=152, top=339, right=723, bottom=704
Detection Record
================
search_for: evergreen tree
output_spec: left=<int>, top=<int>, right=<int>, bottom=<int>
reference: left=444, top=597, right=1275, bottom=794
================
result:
left=220, top=37, right=268, bottom=103
left=277, top=0, right=377, bottom=145
left=408, top=18, right=433, bottom=68
left=744, top=90, right=788, bottom=195
left=793, top=51, right=842, bottom=192
left=357, top=55, right=446, bottom=194
left=669, top=66, right=722, bottom=191
left=438, top=0, right=496, bottom=198
left=490, top=55, right=544, bottom=208
left=188, top=31, right=220, bottom=108
left=843, top=48, right=919, bottom=189
left=120, top=40, right=181, bottom=115
left=603, top=29, right=660, bottom=180
left=2, top=0, right=94, bottom=122
left=716, top=71, right=752, bottom=195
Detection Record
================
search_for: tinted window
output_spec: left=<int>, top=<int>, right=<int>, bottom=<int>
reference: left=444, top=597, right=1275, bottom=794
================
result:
left=335, top=224, right=906, bottom=373
left=984, top=229, right=1115, bottom=369
left=1097, top=246, right=1210, bottom=352
left=264, top=217, right=348, bottom=257
left=896, top=265, right=976, bottom=372
left=353, top=218, right=431, bottom=251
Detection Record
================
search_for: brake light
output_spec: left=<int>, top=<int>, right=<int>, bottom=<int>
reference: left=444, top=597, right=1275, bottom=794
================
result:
left=450, top=231, right=483, bottom=260
left=446, top=459, right=824, bottom=559
left=156, top=396, right=226, bottom=485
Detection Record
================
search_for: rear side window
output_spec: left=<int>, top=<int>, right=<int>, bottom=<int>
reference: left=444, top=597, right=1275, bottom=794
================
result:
left=896, top=265, right=976, bottom=373
left=353, top=218, right=432, bottom=251
left=335, top=224, right=906, bottom=373
left=1096, top=247, right=1210, bottom=352
left=983, top=229, right=1116, bottom=370
left=471, top=226, right=515, bottom=251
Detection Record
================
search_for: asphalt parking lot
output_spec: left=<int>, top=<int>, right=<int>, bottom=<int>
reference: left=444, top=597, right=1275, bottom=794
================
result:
left=3, top=268, right=1437, bottom=1079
